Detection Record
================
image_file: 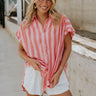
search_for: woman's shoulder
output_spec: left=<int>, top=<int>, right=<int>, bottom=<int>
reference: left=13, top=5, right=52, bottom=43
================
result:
left=57, top=13, right=68, bottom=24
left=61, top=13, right=69, bottom=20
left=59, top=13, right=71, bottom=25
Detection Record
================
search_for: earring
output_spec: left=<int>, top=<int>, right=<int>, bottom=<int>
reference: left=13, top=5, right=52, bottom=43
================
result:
left=34, top=3, right=37, bottom=9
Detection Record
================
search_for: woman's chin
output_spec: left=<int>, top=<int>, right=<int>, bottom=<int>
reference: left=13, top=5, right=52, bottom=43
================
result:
left=39, top=11, right=48, bottom=14
left=39, top=9, right=49, bottom=14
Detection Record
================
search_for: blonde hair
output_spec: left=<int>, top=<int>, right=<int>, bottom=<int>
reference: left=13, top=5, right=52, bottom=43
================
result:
left=22, top=0, right=61, bottom=31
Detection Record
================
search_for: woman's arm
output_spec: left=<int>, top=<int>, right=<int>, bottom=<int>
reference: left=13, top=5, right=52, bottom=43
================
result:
left=57, top=32, right=72, bottom=74
left=18, top=42, right=32, bottom=62
left=50, top=32, right=72, bottom=87
left=18, top=43, right=42, bottom=71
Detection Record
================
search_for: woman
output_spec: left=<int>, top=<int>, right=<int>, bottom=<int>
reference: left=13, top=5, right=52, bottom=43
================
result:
left=16, top=0, right=76, bottom=96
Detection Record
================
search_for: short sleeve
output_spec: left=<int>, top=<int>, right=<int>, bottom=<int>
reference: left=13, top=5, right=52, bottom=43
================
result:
left=16, top=27, right=22, bottom=44
left=63, top=15, right=76, bottom=40
left=16, top=20, right=26, bottom=44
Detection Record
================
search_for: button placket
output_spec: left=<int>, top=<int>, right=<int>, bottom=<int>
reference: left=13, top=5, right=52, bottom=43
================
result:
left=44, top=33, right=48, bottom=63
left=43, top=19, right=48, bottom=33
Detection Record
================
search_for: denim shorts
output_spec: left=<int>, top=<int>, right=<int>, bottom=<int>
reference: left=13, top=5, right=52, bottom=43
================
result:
left=22, top=66, right=69, bottom=96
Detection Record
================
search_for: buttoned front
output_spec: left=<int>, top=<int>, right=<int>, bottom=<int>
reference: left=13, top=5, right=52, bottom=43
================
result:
left=16, top=14, right=76, bottom=93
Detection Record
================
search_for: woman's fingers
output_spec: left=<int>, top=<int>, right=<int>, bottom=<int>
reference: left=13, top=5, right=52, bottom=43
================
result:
left=35, top=60, right=41, bottom=66
left=29, top=59, right=42, bottom=72
left=35, top=64, right=42, bottom=72
left=32, top=62, right=42, bottom=72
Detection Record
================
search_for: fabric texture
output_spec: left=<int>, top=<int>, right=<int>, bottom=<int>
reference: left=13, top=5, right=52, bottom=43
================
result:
left=22, top=64, right=69, bottom=95
left=16, top=14, right=76, bottom=93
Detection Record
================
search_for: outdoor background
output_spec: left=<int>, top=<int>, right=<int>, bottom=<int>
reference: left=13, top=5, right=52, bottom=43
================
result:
left=0, top=0, right=96, bottom=96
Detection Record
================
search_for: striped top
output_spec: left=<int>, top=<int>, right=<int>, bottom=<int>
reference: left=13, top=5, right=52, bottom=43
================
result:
left=16, top=14, right=76, bottom=93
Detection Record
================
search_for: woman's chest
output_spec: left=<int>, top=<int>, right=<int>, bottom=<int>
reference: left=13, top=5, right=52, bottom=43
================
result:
left=25, top=25, right=63, bottom=43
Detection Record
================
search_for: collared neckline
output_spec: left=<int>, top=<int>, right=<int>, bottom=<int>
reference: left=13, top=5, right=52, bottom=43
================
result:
left=32, top=14, right=51, bottom=21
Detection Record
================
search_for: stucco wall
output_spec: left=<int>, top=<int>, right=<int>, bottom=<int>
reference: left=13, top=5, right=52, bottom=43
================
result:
left=67, top=52, right=96, bottom=96
left=56, top=0, right=96, bottom=33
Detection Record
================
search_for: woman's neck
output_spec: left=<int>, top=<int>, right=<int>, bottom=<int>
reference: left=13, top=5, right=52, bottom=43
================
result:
left=36, top=11, right=49, bottom=23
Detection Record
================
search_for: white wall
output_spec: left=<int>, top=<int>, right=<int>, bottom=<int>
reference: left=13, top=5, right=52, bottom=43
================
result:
left=67, top=52, right=96, bottom=96
left=56, top=0, right=96, bottom=33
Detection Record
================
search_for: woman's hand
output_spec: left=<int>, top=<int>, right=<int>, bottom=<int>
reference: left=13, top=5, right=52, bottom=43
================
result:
left=28, top=58, right=42, bottom=72
left=50, top=70, right=63, bottom=88
left=18, top=42, right=42, bottom=72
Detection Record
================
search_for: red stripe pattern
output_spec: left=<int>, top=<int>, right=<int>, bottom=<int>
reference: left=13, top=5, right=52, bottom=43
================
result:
left=16, top=14, right=76, bottom=93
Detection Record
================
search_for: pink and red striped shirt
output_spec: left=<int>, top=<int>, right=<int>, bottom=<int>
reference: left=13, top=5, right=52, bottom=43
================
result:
left=16, top=14, right=76, bottom=93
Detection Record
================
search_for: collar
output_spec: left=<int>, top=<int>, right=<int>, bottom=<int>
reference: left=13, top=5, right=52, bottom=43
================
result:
left=32, top=14, right=51, bottom=21
left=32, top=15, right=37, bottom=21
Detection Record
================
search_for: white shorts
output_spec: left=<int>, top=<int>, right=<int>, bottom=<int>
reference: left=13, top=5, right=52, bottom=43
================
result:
left=22, top=66, right=70, bottom=96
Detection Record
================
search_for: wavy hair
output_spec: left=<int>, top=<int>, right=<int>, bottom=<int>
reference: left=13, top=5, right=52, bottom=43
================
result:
left=22, top=0, right=61, bottom=31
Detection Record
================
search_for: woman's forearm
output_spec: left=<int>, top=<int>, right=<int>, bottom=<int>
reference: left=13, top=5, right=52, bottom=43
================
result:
left=57, top=32, right=72, bottom=74
left=57, top=46, right=72, bottom=74
left=18, top=49, right=31, bottom=63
